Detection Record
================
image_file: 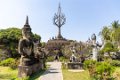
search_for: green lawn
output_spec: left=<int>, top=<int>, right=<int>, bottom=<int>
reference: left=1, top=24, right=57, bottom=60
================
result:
left=0, top=66, right=45, bottom=80
left=1, top=65, right=120, bottom=80
left=0, top=66, right=17, bottom=80
left=62, top=67, right=120, bottom=80
left=62, top=69, right=90, bottom=80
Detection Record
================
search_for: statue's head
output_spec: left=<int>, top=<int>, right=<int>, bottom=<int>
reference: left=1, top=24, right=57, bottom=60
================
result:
left=91, top=33, right=96, bottom=41
left=22, top=16, right=32, bottom=39
left=22, top=26, right=32, bottom=39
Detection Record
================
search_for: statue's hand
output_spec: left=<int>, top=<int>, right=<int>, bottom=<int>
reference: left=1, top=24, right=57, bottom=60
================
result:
left=22, top=53, right=29, bottom=58
left=34, top=53, right=38, bottom=59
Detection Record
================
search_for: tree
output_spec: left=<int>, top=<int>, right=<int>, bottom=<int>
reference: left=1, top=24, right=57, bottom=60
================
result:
left=32, top=33, right=41, bottom=43
left=99, top=26, right=111, bottom=41
left=100, top=20, right=120, bottom=49
left=100, top=41, right=118, bottom=59
left=111, top=20, right=119, bottom=29
left=0, top=27, right=41, bottom=58
left=110, top=21, right=120, bottom=48
left=0, top=28, right=22, bottom=43
left=112, top=28, right=120, bottom=48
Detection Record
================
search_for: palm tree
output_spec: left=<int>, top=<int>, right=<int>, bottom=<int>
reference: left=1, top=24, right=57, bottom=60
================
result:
left=111, top=20, right=119, bottom=29
left=99, top=26, right=111, bottom=41
left=111, top=20, right=120, bottom=48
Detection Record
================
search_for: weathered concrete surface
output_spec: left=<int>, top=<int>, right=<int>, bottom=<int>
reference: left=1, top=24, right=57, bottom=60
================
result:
left=40, top=62, right=63, bottom=80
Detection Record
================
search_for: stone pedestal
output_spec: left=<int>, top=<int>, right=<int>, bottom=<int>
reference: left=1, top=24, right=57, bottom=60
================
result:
left=18, top=63, right=43, bottom=77
left=39, top=59, right=45, bottom=69
left=67, top=62, right=83, bottom=69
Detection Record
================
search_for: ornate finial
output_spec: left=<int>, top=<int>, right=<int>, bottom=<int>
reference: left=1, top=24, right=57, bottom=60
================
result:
left=58, top=3, right=61, bottom=15
left=23, top=16, right=31, bottom=30
left=53, top=3, right=66, bottom=39
left=25, top=16, right=29, bottom=25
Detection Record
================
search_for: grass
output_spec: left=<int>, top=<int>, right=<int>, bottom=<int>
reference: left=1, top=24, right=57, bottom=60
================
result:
left=62, top=65, right=120, bottom=80
left=113, top=67, right=120, bottom=80
left=0, top=66, right=17, bottom=80
left=1, top=63, right=120, bottom=80
left=0, top=66, right=46, bottom=80
left=62, top=69, right=90, bottom=80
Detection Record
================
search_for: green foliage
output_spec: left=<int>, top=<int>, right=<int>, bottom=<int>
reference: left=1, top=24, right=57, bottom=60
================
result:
left=32, top=33, right=41, bottom=42
left=99, top=41, right=118, bottom=60
left=0, top=28, right=41, bottom=43
left=0, top=66, right=45, bottom=80
left=99, top=26, right=111, bottom=41
left=59, top=56, right=69, bottom=62
left=0, top=28, right=22, bottom=43
left=0, top=58, right=18, bottom=69
left=103, top=41, right=118, bottom=53
left=100, top=20, right=120, bottom=49
left=14, top=76, right=30, bottom=80
left=0, top=27, right=41, bottom=58
left=84, top=60, right=115, bottom=80
left=41, top=42, right=46, bottom=47
left=0, top=28, right=21, bottom=58
left=111, top=20, right=119, bottom=29
left=46, top=56, right=54, bottom=62
left=83, top=60, right=97, bottom=69
left=0, top=66, right=17, bottom=80
left=110, top=60, right=120, bottom=67
left=95, top=62, right=115, bottom=79
left=100, top=20, right=120, bottom=41
left=0, top=58, right=15, bottom=66
left=112, top=28, right=120, bottom=43
left=113, top=67, right=120, bottom=80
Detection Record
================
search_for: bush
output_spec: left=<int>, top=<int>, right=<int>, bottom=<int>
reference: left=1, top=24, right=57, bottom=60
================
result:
left=59, top=56, right=69, bottom=62
left=110, top=60, right=120, bottom=67
left=83, top=59, right=97, bottom=69
left=95, top=62, right=115, bottom=80
left=83, top=60, right=97, bottom=79
left=84, top=60, right=115, bottom=80
left=46, top=56, right=54, bottom=62
left=0, top=58, right=18, bottom=69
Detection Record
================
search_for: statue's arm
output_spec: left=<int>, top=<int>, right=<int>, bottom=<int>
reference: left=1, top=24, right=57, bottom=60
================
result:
left=18, top=39, right=26, bottom=56
left=32, top=42, right=35, bottom=53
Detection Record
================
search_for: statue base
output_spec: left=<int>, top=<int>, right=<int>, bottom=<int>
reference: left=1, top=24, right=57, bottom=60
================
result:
left=18, top=63, right=43, bottom=77
left=67, top=62, right=83, bottom=69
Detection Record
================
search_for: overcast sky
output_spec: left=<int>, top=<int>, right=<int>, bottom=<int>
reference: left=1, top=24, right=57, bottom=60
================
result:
left=0, top=0, right=120, bottom=42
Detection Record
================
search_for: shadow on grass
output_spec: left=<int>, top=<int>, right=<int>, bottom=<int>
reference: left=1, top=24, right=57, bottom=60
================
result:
left=29, top=69, right=46, bottom=80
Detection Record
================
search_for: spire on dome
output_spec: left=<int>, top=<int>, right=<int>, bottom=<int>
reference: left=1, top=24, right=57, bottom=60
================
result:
left=25, top=16, right=29, bottom=25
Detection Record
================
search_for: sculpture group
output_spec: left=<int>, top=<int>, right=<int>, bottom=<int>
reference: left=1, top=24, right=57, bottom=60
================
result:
left=17, top=4, right=101, bottom=78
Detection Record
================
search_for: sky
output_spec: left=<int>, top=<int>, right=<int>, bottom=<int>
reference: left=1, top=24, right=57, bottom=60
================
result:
left=0, top=0, right=120, bottom=42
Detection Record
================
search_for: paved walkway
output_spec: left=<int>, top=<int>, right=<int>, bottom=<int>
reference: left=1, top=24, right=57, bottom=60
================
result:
left=40, top=62, right=63, bottom=80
